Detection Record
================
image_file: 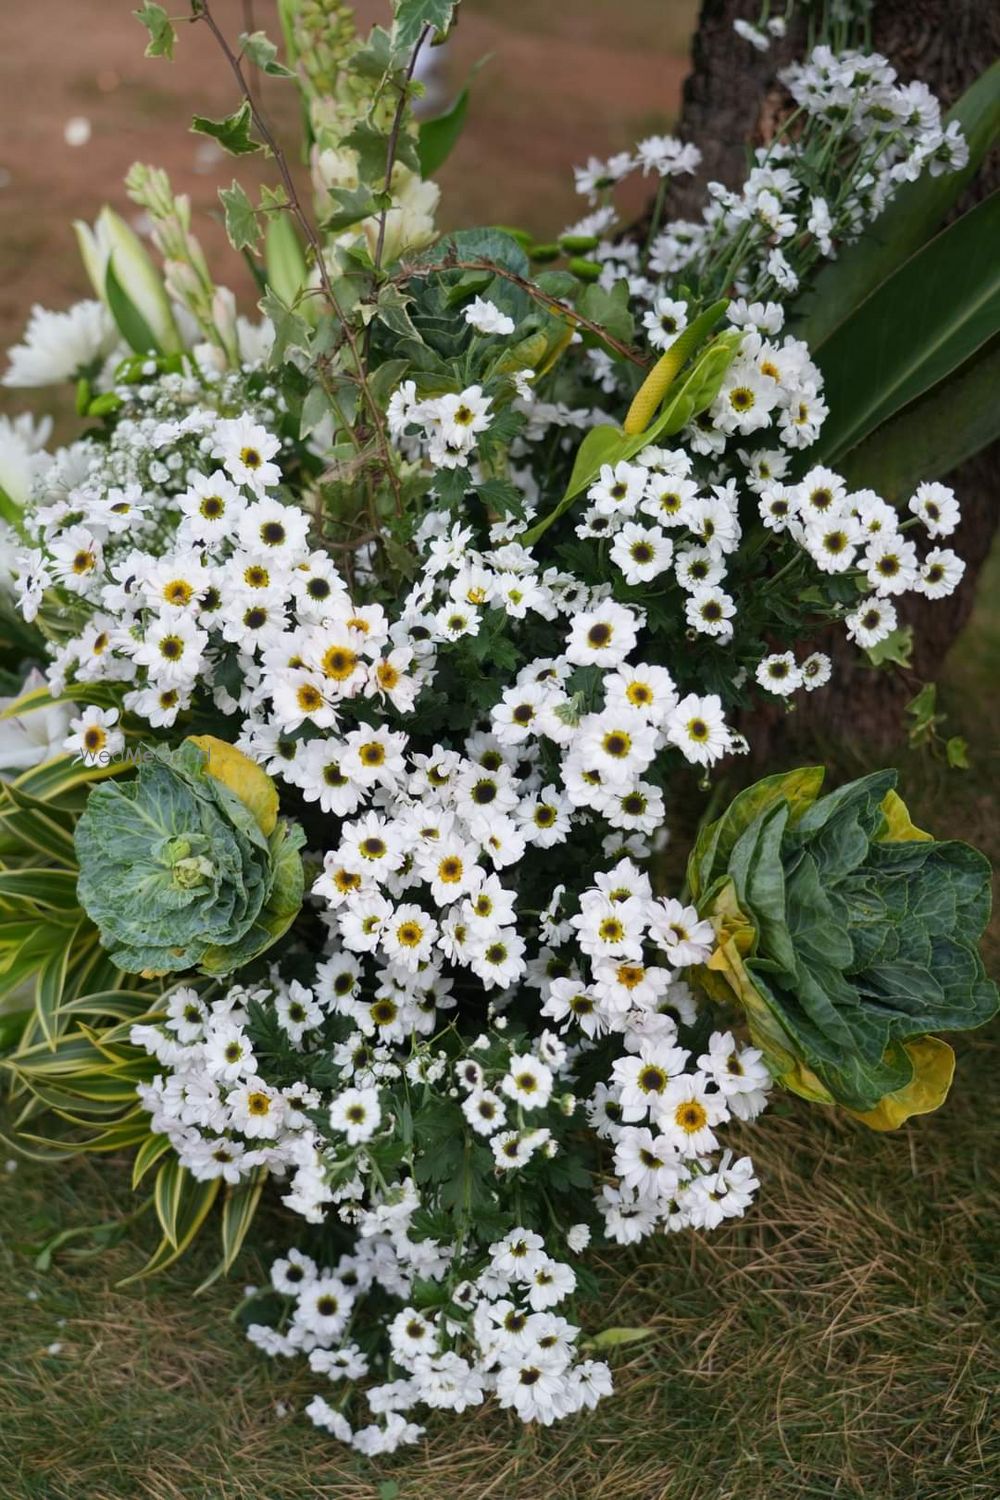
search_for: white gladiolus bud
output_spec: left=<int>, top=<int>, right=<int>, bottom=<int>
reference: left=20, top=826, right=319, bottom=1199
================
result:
left=74, top=207, right=181, bottom=354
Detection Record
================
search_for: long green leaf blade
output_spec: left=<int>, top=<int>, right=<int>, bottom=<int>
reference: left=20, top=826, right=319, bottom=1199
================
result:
left=808, top=191, right=1000, bottom=468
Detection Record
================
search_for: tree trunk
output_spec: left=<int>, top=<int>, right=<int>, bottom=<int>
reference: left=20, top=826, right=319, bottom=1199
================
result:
left=649, top=0, right=1000, bottom=756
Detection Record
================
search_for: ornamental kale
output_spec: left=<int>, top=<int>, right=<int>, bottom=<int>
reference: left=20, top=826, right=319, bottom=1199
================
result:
left=75, top=736, right=304, bottom=977
left=688, top=768, right=997, bottom=1128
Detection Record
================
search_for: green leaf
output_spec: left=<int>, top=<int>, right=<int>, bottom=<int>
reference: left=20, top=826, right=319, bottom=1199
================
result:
left=0, top=870, right=80, bottom=909
left=578, top=281, right=634, bottom=345
left=119, top=1177, right=220, bottom=1284
left=695, top=771, right=998, bottom=1122
left=154, top=1156, right=187, bottom=1247
left=105, top=260, right=162, bottom=356
left=264, top=212, right=309, bottom=310
left=323, top=184, right=382, bottom=232
left=219, top=181, right=260, bottom=252
left=132, top=1131, right=172, bottom=1189
left=260, top=287, right=312, bottom=363
left=792, top=61, right=1000, bottom=349
left=394, top=0, right=456, bottom=50
left=418, top=86, right=470, bottom=176
left=946, top=736, right=970, bottom=770
left=35, top=924, right=80, bottom=1048
left=841, top=335, right=1000, bottom=502
left=134, top=2, right=175, bottom=59
left=220, top=1168, right=266, bottom=1270
left=239, top=29, right=295, bottom=77
left=589, top=1326, right=658, bottom=1349
left=191, top=102, right=263, bottom=158
left=865, top=624, right=913, bottom=669
left=808, top=190, right=1000, bottom=467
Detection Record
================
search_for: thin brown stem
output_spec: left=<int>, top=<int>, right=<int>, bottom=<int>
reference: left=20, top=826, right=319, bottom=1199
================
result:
left=373, top=24, right=433, bottom=275
left=191, top=0, right=403, bottom=514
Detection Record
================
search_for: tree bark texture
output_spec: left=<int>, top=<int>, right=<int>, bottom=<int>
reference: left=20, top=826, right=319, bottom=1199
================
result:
left=648, top=0, right=1000, bottom=756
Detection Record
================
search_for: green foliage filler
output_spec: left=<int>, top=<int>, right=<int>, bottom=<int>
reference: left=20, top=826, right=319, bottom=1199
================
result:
left=74, top=740, right=304, bottom=977
left=688, top=769, right=998, bottom=1127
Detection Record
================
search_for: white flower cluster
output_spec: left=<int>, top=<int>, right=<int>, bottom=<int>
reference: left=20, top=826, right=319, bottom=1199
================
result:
left=567, top=47, right=966, bottom=344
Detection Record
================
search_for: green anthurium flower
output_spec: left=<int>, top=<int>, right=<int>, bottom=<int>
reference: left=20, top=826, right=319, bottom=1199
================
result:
left=688, top=768, right=997, bottom=1126
left=74, top=737, right=304, bottom=977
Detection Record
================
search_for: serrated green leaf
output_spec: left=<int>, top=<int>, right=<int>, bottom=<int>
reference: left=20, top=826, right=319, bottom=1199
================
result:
left=191, top=102, right=263, bottom=158
left=239, top=29, right=295, bottom=77
left=134, top=2, right=175, bottom=59
left=219, top=181, right=260, bottom=252
left=394, top=0, right=456, bottom=50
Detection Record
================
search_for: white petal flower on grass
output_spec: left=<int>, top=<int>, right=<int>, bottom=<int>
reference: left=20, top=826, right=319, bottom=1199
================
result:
left=657, top=1073, right=729, bottom=1156
left=526, top=1257, right=576, bottom=1311
left=64, top=705, right=123, bottom=766
left=495, top=1353, right=570, bottom=1425
left=294, top=1277, right=355, bottom=1341
left=845, top=595, right=898, bottom=648
left=463, top=297, right=515, bottom=336
left=614, top=1127, right=683, bottom=1198
left=328, top=1086, right=382, bottom=1144
left=756, top=652, right=802, bottom=696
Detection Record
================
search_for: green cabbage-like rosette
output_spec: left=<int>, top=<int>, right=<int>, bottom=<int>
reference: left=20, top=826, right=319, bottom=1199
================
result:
left=74, top=737, right=304, bottom=977
left=687, top=767, right=997, bottom=1128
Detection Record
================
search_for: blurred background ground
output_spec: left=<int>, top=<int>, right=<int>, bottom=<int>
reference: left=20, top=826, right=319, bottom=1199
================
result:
left=0, top=3, right=997, bottom=1498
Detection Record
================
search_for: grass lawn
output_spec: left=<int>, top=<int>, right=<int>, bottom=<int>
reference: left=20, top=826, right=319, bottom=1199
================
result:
left=1, top=547, right=997, bottom=1500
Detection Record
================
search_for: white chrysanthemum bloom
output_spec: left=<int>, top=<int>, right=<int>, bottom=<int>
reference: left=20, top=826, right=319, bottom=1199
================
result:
left=3, top=300, right=118, bottom=387
left=756, top=651, right=802, bottom=696
left=846, top=595, right=898, bottom=648
left=463, top=296, right=515, bottom=336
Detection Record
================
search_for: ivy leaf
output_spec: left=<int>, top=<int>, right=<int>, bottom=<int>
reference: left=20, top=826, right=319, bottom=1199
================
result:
left=865, top=624, right=913, bottom=669
left=191, top=101, right=263, bottom=158
left=323, top=185, right=382, bottom=232
left=239, top=30, right=295, bottom=77
left=393, top=0, right=457, bottom=50
left=260, top=288, right=312, bottom=363
left=219, top=182, right=260, bottom=252
left=343, top=120, right=418, bottom=183
left=134, top=2, right=175, bottom=60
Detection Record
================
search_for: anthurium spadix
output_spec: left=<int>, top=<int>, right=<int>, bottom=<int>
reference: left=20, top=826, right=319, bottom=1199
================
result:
left=74, top=206, right=181, bottom=355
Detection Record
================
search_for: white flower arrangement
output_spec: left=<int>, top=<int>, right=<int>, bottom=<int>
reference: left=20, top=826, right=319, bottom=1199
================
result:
left=0, top=0, right=995, bottom=1462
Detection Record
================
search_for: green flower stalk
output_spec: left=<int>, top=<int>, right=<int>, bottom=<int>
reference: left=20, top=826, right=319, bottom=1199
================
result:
left=688, top=768, right=997, bottom=1129
left=74, top=737, right=304, bottom=978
